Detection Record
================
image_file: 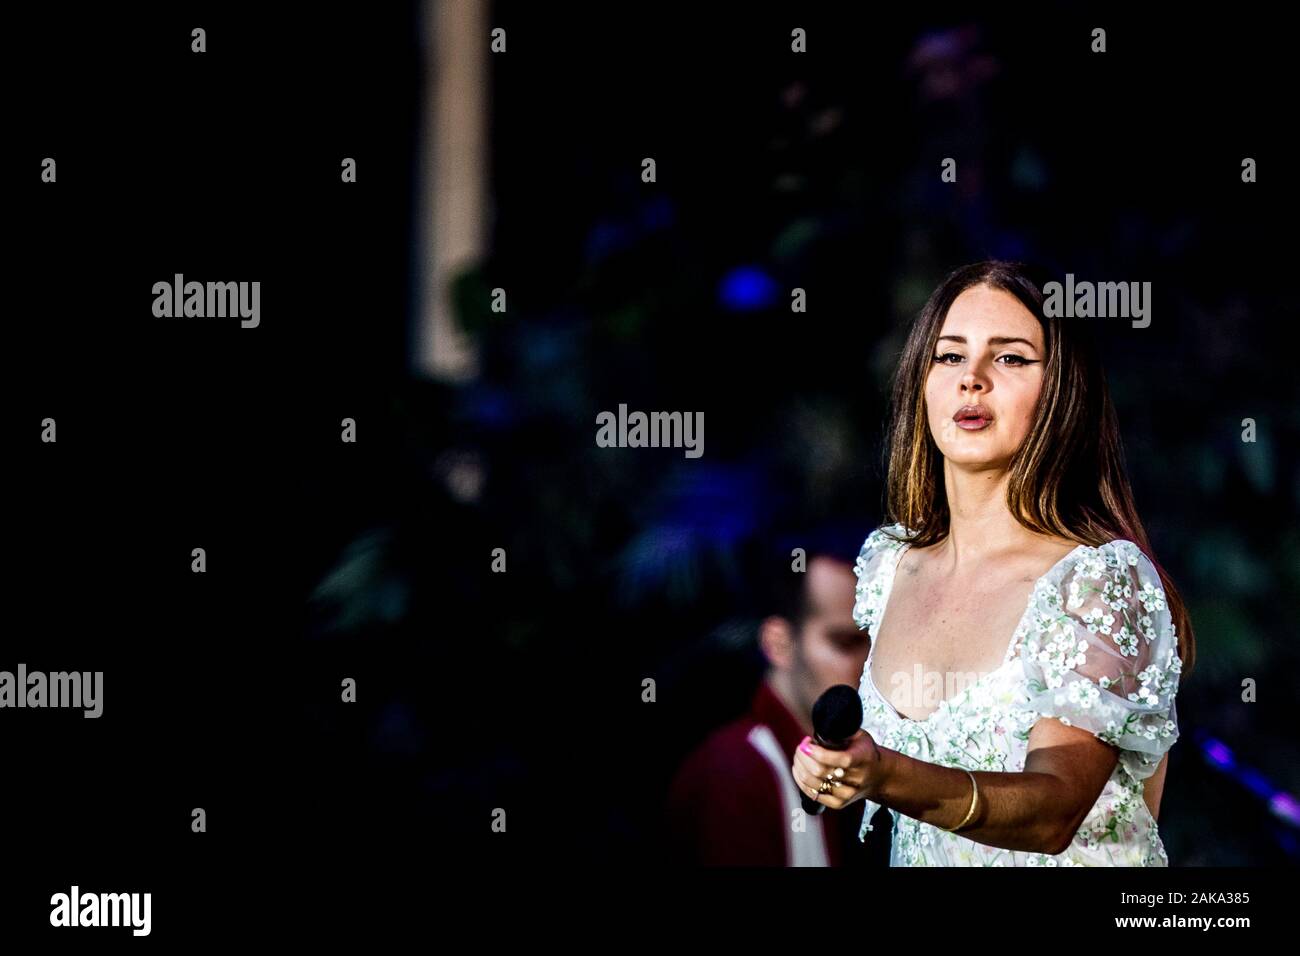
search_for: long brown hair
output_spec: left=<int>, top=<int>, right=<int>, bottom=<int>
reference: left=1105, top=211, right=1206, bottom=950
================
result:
left=880, top=260, right=1196, bottom=678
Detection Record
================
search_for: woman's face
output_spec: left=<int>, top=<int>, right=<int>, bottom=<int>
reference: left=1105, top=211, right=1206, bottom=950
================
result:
left=924, top=283, right=1046, bottom=470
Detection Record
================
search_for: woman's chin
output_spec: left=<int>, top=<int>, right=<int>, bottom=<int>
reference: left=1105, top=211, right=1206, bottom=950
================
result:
left=939, top=447, right=1011, bottom=469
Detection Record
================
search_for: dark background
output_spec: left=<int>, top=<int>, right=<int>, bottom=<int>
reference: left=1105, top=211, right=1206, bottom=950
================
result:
left=5, top=0, right=1297, bottom=938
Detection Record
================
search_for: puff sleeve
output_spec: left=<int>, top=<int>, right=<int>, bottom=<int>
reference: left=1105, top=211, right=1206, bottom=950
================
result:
left=852, top=522, right=913, bottom=837
left=852, top=522, right=912, bottom=638
left=1014, top=540, right=1183, bottom=784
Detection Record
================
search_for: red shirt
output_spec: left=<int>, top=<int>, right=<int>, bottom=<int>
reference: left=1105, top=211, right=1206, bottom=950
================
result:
left=665, top=680, right=884, bottom=866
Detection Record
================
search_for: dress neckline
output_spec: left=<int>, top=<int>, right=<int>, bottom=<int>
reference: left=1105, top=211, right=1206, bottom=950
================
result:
left=865, top=536, right=1090, bottom=725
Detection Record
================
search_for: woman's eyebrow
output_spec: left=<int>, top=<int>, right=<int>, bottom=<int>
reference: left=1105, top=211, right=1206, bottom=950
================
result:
left=937, top=334, right=1038, bottom=349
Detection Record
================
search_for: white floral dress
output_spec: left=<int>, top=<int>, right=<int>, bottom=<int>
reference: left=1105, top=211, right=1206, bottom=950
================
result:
left=853, top=522, right=1182, bottom=866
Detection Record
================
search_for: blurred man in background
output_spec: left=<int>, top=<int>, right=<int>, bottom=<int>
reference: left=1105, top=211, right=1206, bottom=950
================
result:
left=665, top=545, right=887, bottom=866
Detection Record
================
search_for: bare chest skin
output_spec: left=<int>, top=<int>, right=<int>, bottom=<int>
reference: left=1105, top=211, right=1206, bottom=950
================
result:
left=870, top=541, right=1078, bottom=721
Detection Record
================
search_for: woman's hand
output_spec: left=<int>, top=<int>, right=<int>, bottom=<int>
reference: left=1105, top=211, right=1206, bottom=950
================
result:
left=790, top=729, right=886, bottom=811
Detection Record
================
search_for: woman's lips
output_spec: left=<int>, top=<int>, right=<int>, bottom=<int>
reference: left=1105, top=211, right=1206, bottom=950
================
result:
left=953, top=405, right=993, bottom=429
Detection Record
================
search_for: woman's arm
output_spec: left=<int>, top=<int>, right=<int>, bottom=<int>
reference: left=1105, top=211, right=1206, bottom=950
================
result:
left=1144, top=753, right=1169, bottom=821
left=868, top=717, right=1120, bottom=854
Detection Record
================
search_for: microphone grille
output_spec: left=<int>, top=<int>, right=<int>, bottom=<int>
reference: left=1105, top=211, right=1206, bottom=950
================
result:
left=811, top=684, right=864, bottom=743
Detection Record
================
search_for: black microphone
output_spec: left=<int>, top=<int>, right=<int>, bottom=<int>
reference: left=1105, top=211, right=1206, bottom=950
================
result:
left=800, top=684, right=864, bottom=816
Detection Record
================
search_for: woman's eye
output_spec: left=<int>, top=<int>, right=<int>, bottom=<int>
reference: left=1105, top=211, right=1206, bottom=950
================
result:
left=932, top=353, right=1031, bottom=366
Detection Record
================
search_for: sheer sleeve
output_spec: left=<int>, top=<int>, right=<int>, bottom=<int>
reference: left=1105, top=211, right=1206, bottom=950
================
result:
left=1014, top=540, right=1183, bottom=784
left=852, top=522, right=912, bottom=637
left=852, top=522, right=912, bottom=836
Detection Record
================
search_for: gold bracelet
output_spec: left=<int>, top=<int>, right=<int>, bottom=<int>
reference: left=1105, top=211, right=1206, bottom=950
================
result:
left=939, top=769, right=979, bottom=833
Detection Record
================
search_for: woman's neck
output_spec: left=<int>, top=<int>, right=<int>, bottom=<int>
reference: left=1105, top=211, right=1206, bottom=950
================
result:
left=940, top=466, right=1034, bottom=569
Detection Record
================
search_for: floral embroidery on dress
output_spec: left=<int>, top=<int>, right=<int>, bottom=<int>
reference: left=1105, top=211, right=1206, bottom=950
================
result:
left=852, top=523, right=1181, bottom=866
